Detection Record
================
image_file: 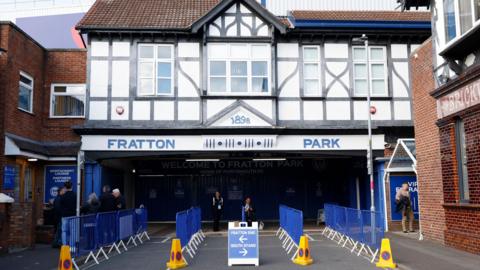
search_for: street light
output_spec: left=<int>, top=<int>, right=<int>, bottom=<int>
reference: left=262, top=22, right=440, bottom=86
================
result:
left=352, top=34, right=376, bottom=241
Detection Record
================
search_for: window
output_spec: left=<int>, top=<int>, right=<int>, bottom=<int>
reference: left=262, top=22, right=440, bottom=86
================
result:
left=476, top=0, right=480, bottom=21
left=444, top=0, right=480, bottom=42
left=303, top=46, right=321, bottom=96
left=208, top=43, right=270, bottom=94
left=19, top=72, right=33, bottom=112
left=455, top=119, right=470, bottom=201
left=50, top=84, right=86, bottom=117
left=352, top=46, right=387, bottom=96
left=138, top=44, right=174, bottom=96
left=459, top=0, right=473, bottom=34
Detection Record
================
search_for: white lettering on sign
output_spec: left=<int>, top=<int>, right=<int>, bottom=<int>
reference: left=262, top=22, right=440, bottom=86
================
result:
left=437, top=77, right=480, bottom=118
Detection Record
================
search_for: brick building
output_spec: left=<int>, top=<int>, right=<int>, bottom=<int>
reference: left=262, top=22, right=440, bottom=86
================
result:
left=407, top=0, right=480, bottom=254
left=0, top=21, right=86, bottom=252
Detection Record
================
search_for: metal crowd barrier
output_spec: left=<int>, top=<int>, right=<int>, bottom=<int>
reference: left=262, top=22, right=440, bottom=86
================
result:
left=62, top=208, right=150, bottom=269
left=175, top=207, right=205, bottom=263
left=322, top=204, right=384, bottom=263
left=276, top=205, right=304, bottom=261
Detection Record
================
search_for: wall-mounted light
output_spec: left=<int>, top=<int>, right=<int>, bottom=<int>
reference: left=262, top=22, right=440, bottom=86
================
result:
left=0, top=48, right=6, bottom=55
left=27, top=158, right=38, bottom=162
left=132, top=169, right=136, bottom=173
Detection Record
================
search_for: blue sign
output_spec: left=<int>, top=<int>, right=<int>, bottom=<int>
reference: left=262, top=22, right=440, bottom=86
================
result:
left=228, top=222, right=259, bottom=266
left=390, top=175, right=419, bottom=221
left=3, top=165, right=17, bottom=190
left=44, top=165, right=77, bottom=203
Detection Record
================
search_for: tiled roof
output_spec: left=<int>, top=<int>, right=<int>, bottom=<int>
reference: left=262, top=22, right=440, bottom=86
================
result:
left=290, top=10, right=431, bottom=22
left=77, top=0, right=222, bottom=30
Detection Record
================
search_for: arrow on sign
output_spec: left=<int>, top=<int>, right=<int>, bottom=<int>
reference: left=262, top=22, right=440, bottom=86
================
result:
left=239, top=235, right=247, bottom=244
left=240, top=248, right=248, bottom=257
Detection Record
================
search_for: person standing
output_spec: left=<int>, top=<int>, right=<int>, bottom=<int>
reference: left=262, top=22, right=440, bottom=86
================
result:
left=212, top=191, right=224, bottom=232
left=99, top=185, right=116, bottom=212
left=51, top=187, right=66, bottom=248
left=60, top=181, right=77, bottom=218
left=244, top=197, right=255, bottom=227
left=80, top=193, right=101, bottom=215
left=113, top=188, right=126, bottom=210
left=395, top=182, right=414, bottom=233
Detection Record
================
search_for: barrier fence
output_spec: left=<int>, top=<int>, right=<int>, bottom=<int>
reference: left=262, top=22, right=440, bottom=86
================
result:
left=276, top=205, right=304, bottom=261
left=62, top=208, right=150, bottom=269
left=322, top=204, right=384, bottom=263
left=175, top=207, right=205, bottom=263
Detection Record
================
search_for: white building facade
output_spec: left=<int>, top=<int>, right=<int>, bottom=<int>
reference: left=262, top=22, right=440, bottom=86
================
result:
left=76, top=0, right=431, bottom=222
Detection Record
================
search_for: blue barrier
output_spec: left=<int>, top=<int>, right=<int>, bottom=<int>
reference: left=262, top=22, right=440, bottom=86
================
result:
left=324, top=203, right=384, bottom=249
left=278, top=205, right=303, bottom=244
left=62, top=209, right=149, bottom=262
left=175, top=206, right=203, bottom=247
left=96, top=211, right=117, bottom=247
left=62, top=214, right=97, bottom=258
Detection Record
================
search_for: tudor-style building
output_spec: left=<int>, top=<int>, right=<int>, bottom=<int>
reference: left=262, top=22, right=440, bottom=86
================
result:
left=75, top=0, right=431, bottom=224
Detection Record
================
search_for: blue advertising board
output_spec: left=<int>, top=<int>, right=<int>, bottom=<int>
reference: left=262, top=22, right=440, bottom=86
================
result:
left=390, top=175, right=419, bottom=221
left=3, top=165, right=17, bottom=190
left=228, top=222, right=259, bottom=266
left=44, top=165, right=77, bottom=203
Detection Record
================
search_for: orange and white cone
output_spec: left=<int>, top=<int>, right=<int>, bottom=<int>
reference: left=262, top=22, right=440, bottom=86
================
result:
left=58, top=245, right=73, bottom=270
left=293, top=235, right=313, bottom=266
left=166, top=238, right=187, bottom=269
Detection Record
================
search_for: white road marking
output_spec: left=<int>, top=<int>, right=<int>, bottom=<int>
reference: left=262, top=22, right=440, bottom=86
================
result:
left=161, top=236, right=172, bottom=243
left=305, top=233, right=316, bottom=241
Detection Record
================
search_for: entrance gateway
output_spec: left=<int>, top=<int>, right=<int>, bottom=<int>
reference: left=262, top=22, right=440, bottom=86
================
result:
left=80, top=134, right=386, bottom=221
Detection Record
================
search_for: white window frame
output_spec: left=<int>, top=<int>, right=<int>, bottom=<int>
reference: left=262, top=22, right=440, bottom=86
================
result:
left=352, top=46, right=388, bottom=97
left=207, top=43, right=271, bottom=95
left=443, top=0, right=480, bottom=48
left=302, top=45, right=322, bottom=96
left=18, top=71, right=34, bottom=113
left=49, top=84, right=86, bottom=118
left=137, top=44, right=174, bottom=96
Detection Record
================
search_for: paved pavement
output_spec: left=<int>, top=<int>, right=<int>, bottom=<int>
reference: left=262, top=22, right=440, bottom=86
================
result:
left=387, top=232, right=480, bottom=270
left=0, top=244, right=58, bottom=270
left=88, top=231, right=376, bottom=270
left=1, top=227, right=479, bottom=270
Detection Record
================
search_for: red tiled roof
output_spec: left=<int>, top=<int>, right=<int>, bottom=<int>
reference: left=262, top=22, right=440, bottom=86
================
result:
left=290, top=10, right=431, bottom=22
left=77, top=0, right=222, bottom=30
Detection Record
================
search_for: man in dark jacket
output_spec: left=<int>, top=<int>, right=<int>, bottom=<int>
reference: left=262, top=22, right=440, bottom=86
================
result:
left=60, top=181, right=77, bottom=218
left=51, top=187, right=66, bottom=248
left=113, top=188, right=126, bottom=210
left=99, top=185, right=116, bottom=212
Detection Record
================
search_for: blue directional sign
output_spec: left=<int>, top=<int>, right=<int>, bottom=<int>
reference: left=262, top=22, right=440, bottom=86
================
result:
left=228, top=222, right=259, bottom=266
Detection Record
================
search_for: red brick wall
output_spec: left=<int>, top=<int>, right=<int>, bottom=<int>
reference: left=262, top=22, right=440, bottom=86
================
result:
left=410, top=38, right=447, bottom=244
left=42, top=49, right=86, bottom=142
left=2, top=24, right=45, bottom=142
left=0, top=23, right=86, bottom=250
left=438, top=109, right=480, bottom=254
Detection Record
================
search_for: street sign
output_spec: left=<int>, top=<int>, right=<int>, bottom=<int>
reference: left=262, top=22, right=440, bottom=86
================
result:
left=228, top=222, right=259, bottom=266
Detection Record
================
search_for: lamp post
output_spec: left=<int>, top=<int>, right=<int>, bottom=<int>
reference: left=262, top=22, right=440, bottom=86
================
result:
left=352, top=34, right=376, bottom=241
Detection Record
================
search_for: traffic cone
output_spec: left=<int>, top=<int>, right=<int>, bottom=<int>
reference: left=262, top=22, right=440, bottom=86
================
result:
left=376, top=238, right=397, bottom=269
left=58, top=245, right=73, bottom=270
left=166, top=238, right=187, bottom=269
left=293, top=235, right=313, bottom=266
